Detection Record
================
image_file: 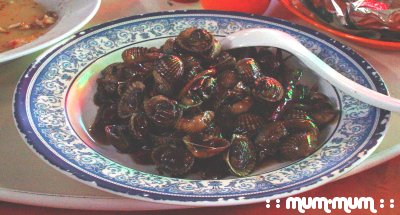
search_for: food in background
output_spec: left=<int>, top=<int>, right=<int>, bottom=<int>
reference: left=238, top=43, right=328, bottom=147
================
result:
left=0, top=0, right=58, bottom=53
left=302, top=0, right=400, bottom=41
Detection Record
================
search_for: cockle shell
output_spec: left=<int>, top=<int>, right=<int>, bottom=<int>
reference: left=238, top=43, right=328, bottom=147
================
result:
left=117, top=81, right=146, bottom=119
left=183, top=134, right=230, bottom=158
left=144, top=95, right=182, bottom=128
left=279, top=132, right=317, bottom=160
left=175, top=27, right=214, bottom=54
left=234, top=113, right=264, bottom=137
left=252, top=77, right=284, bottom=102
left=235, top=58, right=261, bottom=85
left=224, top=134, right=257, bottom=177
left=151, top=144, right=194, bottom=177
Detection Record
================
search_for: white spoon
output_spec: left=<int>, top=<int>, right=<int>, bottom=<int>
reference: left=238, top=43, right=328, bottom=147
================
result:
left=220, top=28, right=399, bottom=112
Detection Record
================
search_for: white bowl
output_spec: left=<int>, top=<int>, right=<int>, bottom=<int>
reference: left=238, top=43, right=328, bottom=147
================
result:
left=0, top=0, right=101, bottom=63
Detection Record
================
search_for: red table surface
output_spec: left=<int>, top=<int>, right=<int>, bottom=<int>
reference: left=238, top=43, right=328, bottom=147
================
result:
left=1, top=155, right=399, bottom=214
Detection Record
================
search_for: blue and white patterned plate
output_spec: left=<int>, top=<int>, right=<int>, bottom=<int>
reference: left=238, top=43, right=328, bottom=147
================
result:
left=14, top=10, right=390, bottom=206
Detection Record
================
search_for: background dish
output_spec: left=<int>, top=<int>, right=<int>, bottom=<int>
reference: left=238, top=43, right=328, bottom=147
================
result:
left=14, top=10, right=390, bottom=206
left=0, top=0, right=101, bottom=63
left=279, top=0, right=400, bottom=51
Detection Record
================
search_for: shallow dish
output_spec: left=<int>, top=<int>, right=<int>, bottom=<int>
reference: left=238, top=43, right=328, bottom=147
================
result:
left=14, top=10, right=390, bottom=206
left=0, top=0, right=101, bottom=63
left=280, top=0, right=400, bottom=50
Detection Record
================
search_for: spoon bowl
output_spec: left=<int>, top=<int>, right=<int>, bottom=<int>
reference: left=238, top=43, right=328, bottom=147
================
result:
left=221, top=28, right=400, bottom=112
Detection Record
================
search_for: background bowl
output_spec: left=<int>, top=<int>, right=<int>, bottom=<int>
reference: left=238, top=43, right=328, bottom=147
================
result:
left=0, top=0, right=101, bottom=63
left=279, top=0, right=400, bottom=50
left=14, top=10, right=390, bottom=206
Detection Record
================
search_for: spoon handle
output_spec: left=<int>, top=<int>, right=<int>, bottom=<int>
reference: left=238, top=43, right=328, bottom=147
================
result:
left=221, top=28, right=400, bottom=112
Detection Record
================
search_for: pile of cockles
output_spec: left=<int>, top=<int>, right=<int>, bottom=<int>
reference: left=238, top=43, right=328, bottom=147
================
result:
left=90, top=27, right=338, bottom=179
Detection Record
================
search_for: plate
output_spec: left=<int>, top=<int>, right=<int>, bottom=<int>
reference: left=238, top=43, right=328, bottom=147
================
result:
left=14, top=10, right=390, bottom=206
left=280, top=0, right=400, bottom=50
left=0, top=0, right=101, bottom=63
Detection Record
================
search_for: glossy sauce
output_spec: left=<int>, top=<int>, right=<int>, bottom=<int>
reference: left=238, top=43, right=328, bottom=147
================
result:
left=0, top=0, right=56, bottom=52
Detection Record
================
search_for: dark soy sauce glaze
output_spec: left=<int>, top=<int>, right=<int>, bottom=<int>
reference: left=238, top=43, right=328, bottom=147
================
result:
left=89, top=28, right=338, bottom=179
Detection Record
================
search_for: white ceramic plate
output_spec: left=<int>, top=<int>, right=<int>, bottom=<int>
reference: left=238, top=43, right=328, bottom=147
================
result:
left=0, top=0, right=101, bottom=63
left=14, top=11, right=390, bottom=206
